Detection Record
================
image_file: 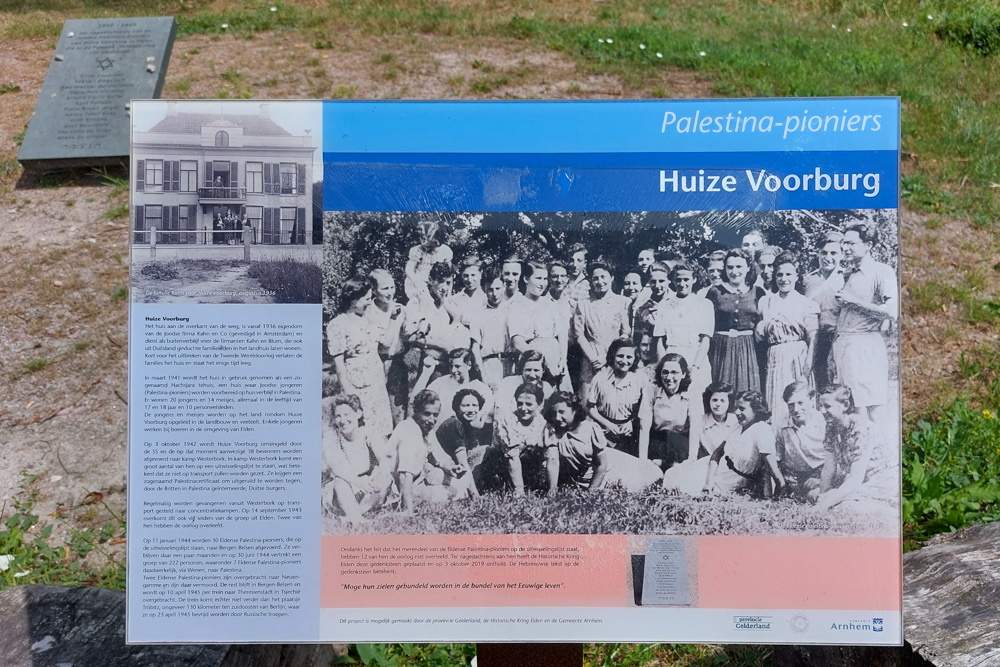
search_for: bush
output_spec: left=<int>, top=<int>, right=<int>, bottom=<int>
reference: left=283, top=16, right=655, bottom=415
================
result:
left=322, top=209, right=898, bottom=320
left=935, top=4, right=1000, bottom=56
left=0, top=477, right=124, bottom=591
left=903, top=403, right=1000, bottom=548
left=247, top=257, right=322, bottom=304
left=139, top=262, right=179, bottom=281
left=346, top=643, right=476, bottom=667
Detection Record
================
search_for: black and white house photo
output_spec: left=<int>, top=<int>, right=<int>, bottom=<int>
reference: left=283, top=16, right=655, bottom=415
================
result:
left=130, top=101, right=323, bottom=304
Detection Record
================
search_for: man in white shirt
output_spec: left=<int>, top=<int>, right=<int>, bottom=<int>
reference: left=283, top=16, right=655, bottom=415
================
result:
left=451, top=254, right=487, bottom=326
left=834, top=222, right=898, bottom=426
left=775, top=380, right=827, bottom=500
left=467, top=269, right=511, bottom=392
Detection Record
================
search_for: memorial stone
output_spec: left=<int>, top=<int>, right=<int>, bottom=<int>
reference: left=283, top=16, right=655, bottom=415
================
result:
left=18, top=17, right=176, bottom=172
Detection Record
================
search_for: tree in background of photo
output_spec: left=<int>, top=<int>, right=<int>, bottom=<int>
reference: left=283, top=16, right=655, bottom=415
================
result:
left=322, top=209, right=898, bottom=322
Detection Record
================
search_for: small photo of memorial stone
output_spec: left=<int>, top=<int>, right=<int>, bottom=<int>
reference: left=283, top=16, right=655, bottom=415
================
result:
left=129, top=100, right=323, bottom=305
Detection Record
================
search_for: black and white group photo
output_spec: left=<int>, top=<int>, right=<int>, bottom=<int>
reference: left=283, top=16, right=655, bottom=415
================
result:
left=320, top=208, right=901, bottom=535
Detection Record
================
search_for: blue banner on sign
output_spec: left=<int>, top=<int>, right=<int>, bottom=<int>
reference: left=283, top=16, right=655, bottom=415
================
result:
left=323, top=151, right=897, bottom=211
left=322, top=99, right=899, bottom=154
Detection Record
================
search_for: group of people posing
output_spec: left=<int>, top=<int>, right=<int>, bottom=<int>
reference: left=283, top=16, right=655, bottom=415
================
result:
left=322, top=220, right=899, bottom=524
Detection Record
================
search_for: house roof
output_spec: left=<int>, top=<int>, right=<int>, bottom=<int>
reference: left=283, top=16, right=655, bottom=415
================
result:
left=148, top=113, right=294, bottom=137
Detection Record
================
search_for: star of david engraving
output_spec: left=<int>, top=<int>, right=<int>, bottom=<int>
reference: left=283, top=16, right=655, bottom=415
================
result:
left=97, top=57, right=115, bottom=70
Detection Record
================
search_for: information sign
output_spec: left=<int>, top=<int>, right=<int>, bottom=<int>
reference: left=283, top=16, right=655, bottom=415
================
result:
left=128, top=99, right=902, bottom=645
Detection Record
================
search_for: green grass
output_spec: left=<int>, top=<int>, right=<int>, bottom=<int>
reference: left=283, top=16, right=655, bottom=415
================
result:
left=338, top=485, right=891, bottom=536
left=908, top=278, right=1000, bottom=325
left=177, top=4, right=328, bottom=38
left=330, top=84, right=358, bottom=99
left=219, top=67, right=252, bottom=98
left=21, top=357, right=49, bottom=374
left=9, top=0, right=992, bottom=224
left=0, top=157, right=20, bottom=187
left=345, top=643, right=476, bottom=666
left=0, top=474, right=125, bottom=591
left=902, top=344, right=1000, bottom=549
left=934, top=1, right=1000, bottom=55
left=173, top=76, right=193, bottom=94
left=103, top=202, right=129, bottom=220
left=586, top=643, right=770, bottom=667
left=93, top=167, right=129, bottom=192
left=0, top=13, right=63, bottom=40
left=904, top=402, right=1000, bottom=549
left=469, top=74, right=509, bottom=94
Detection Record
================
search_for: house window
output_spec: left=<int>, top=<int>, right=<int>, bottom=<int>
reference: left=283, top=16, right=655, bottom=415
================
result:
left=280, top=207, right=297, bottom=244
left=280, top=163, right=297, bottom=195
left=247, top=162, right=263, bottom=193
left=215, top=131, right=229, bottom=147
left=145, top=160, right=163, bottom=193
left=180, top=161, right=198, bottom=192
left=178, top=206, right=192, bottom=243
left=246, top=206, right=262, bottom=243
left=145, top=205, right=162, bottom=239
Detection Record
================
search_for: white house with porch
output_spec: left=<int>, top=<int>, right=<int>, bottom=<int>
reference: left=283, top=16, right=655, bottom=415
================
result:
left=131, top=103, right=317, bottom=249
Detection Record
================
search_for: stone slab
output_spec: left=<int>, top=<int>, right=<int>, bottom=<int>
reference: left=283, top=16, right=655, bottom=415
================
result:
left=903, top=521, right=1000, bottom=667
left=0, top=585, right=340, bottom=667
left=18, top=17, right=176, bottom=172
left=774, top=520, right=1000, bottom=666
left=771, top=644, right=933, bottom=666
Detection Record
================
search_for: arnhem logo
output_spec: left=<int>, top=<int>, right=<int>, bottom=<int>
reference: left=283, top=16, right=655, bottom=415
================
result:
left=732, top=615, right=773, bottom=631
left=830, top=618, right=884, bottom=632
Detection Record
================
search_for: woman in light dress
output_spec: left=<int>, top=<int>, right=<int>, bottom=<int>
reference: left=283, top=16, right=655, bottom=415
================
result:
left=572, top=261, right=631, bottom=401
left=663, top=390, right=780, bottom=497
left=696, top=382, right=740, bottom=460
left=756, top=252, right=819, bottom=427
left=321, top=394, right=394, bottom=523
left=702, top=391, right=784, bottom=497
left=654, top=260, right=714, bottom=395
left=815, top=385, right=897, bottom=516
left=327, top=278, right=394, bottom=438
